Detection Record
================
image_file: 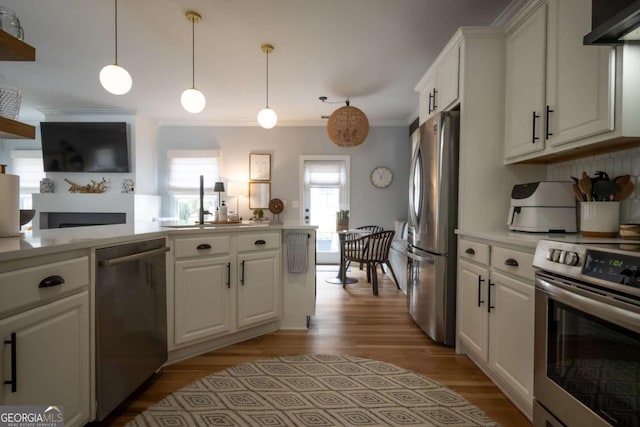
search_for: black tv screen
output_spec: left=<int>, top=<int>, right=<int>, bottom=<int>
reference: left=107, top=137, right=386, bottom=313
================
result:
left=40, top=122, right=130, bottom=172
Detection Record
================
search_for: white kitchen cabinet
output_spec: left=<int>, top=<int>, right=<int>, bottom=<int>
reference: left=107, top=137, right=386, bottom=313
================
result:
left=456, top=237, right=535, bottom=420
left=237, top=232, right=281, bottom=329
left=504, top=0, right=622, bottom=163
left=0, top=252, right=90, bottom=427
left=237, top=251, right=280, bottom=328
left=174, top=255, right=232, bottom=346
left=0, top=291, right=90, bottom=427
left=457, top=259, right=489, bottom=361
left=171, top=230, right=282, bottom=350
left=504, top=3, right=547, bottom=158
left=416, top=42, right=460, bottom=123
left=489, top=271, right=534, bottom=407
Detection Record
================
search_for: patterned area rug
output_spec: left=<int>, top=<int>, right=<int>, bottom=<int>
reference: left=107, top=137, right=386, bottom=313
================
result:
left=125, top=354, right=500, bottom=427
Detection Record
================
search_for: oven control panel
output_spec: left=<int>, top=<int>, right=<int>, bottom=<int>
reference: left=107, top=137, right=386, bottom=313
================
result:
left=546, top=249, right=581, bottom=266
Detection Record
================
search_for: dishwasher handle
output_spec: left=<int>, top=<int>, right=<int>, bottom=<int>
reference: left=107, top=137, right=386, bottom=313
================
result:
left=99, top=246, right=170, bottom=267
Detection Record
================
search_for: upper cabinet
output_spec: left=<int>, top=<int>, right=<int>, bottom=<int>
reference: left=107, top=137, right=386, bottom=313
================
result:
left=504, top=0, right=639, bottom=164
left=416, top=42, right=460, bottom=124
left=0, top=29, right=36, bottom=140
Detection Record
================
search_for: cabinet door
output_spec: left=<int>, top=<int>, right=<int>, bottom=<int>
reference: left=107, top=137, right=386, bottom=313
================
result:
left=420, top=78, right=438, bottom=123
left=174, top=256, right=232, bottom=346
left=436, top=45, right=460, bottom=112
left=545, top=0, right=613, bottom=147
left=0, top=292, right=90, bottom=427
left=457, top=260, right=489, bottom=362
left=488, top=271, right=534, bottom=406
left=504, top=4, right=547, bottom=159
left=237, top=251, right=280, bottom=329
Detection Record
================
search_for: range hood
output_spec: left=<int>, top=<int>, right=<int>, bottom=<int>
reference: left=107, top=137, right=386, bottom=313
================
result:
left=584, top=0, right=640, bottom=45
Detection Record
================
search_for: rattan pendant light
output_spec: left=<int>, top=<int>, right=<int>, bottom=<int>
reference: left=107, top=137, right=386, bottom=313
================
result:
left=326, top=100, right=369, bottom=147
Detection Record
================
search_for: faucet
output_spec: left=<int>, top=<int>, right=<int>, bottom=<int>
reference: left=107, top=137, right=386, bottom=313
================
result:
left=198, top=175, right=211, bottom=225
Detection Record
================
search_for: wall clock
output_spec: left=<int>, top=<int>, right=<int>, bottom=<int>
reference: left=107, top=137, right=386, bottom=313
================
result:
left=370, top=166, right=392, bottom=188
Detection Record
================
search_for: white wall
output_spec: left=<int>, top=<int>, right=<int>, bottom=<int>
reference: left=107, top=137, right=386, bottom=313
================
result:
left=157, top=125, right=411, bottom=230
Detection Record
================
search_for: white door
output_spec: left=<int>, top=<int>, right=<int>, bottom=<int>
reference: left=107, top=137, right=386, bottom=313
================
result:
left=300, top=156, right=350, bottom=264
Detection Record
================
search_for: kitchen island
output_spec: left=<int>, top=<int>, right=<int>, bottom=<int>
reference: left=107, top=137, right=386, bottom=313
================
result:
left=0, top=222, right=316, bottom=426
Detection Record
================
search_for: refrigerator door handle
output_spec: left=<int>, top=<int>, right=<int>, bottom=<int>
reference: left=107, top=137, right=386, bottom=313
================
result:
left=407, top=251, right=436, bottom=265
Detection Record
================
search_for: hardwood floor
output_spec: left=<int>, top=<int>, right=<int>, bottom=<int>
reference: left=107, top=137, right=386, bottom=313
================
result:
left=97, top=267, right=532, bottom=426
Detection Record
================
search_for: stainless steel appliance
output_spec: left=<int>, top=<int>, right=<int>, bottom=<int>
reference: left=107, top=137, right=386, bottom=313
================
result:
left=533, top=240, right=640, bottom=426
left=95, top=238, right=169, bottom=420
left=407, top=111, right=459, bottom=346
left=508, top=181, right=577, bottom=233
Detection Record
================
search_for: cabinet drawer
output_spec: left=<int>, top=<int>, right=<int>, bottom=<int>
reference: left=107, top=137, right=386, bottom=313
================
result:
left=0, top=256, right=89, bottom=317
left=491, top=246, right=535, bottom=282
left=237, top=232, right=280, bottom=252
left=458, top=239, right=490, bottom=265
left=174, top=235, right=231, bottom=259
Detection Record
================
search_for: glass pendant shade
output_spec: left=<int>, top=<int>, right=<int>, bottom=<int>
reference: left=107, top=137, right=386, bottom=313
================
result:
left=181, top=88, right=206, bottom=113
left=99, top=64, right=132, bottom=95
left=258, top=108, right=278, bottom=129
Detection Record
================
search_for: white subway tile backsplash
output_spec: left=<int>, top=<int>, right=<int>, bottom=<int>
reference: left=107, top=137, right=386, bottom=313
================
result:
left=546, top=147, right=640, bottom=223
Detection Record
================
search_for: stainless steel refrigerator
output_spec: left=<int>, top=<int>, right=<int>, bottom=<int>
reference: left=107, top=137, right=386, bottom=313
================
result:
left=407, top=111, right=459, bottom=346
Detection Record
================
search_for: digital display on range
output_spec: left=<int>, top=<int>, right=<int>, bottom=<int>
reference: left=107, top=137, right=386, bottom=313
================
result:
left=582, top=250, right=640, bottom=289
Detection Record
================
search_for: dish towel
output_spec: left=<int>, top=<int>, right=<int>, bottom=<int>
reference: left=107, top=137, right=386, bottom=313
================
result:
left=287, top=232, right=309, bottom=273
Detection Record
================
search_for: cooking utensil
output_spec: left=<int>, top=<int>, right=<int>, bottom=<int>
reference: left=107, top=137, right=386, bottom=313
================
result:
left=593, top=179, right=619, bottom=201
left=614, top=180, right=635, bottom=201
left=571, top=183, right=586, bottom=202
left=579, top=172, right=593, bottom=201
left=614, top=174, right=631, bottom=188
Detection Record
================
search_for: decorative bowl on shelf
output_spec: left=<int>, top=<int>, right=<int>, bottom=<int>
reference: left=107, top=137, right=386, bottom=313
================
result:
left=19, top=209, right=35, bottom=226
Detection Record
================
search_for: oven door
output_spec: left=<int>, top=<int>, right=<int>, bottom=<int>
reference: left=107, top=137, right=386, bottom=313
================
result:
left=534, top=273, right=640, bottom=427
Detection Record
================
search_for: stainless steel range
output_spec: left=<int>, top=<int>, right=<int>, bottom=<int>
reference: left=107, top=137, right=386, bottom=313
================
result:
left=533, top=240, right=640, bottom=427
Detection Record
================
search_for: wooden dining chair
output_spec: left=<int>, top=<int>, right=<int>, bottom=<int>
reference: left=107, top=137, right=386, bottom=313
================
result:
left=344, top=225, right=383, bottom=270
left=343, top=230, right=400, bottom=296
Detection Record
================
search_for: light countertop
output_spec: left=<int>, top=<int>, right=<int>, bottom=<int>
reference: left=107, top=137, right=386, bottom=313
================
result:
left=455, top=229, right=640, bottom=249
left=0, top=221, right=316, bottom=262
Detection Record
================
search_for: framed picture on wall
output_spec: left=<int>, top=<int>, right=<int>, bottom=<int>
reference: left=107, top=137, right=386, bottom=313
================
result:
left=249, top=182, right=271, bottom=209
left=249, top=153, right=271, bottom=181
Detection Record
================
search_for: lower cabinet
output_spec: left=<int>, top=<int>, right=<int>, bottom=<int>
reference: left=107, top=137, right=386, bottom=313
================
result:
left=174, top=255, right=232, bottom=345
left=172, top=231, right=281, bottom=349
left=457, top=237, right=535, bottom=420
left=0, top=291, right=90, bottom=427
left=237, top=250, right=280, bottom=329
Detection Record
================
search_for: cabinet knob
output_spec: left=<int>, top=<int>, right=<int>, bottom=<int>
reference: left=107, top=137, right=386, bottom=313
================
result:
left=196, top=243, right=212, bottom=250
left=465, top=248, right=475, bottom=255
left=254, top=239, right=266, bottom=246
left=38, top=275, right=65, bottom=288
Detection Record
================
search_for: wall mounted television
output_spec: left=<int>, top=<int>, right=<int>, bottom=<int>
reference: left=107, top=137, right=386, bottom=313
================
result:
left=40, top=122, right=131, bottom=172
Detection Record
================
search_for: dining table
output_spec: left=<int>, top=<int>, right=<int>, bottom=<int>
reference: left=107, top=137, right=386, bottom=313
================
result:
left=325, top=229, right=370, bottom=285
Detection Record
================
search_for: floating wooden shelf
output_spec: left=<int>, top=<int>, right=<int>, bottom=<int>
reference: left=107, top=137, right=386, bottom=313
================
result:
left=0, top=117, right=36, bottom=139
left=0, top=29, right=35, bottom=61
left=0, top=29, right=36, bottom=139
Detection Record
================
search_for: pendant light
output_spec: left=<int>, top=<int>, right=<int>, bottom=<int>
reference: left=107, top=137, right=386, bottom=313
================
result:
left=257, top=44, right=277, bottom=129
left=181, top=11, right=206, bottom=114
left=100, top=0, right=132, bottom=95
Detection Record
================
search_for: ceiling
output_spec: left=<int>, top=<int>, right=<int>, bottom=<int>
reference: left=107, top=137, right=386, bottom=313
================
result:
left=2, top=0, right=513, bottom=126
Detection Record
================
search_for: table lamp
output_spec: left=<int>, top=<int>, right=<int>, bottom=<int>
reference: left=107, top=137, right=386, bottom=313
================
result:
left=214, top=181, right=225, bottom=207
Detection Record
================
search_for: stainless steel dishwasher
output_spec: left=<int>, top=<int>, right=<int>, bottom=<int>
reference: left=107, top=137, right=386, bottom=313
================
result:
left=95, top=238, right=169, bottom=420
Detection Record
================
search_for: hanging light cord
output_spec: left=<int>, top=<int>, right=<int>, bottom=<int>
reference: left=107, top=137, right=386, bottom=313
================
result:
left=191, top=17, right=195, bottom=88
left=114, top=0, right=119, bottom=65
left=265, top=50, right=270, bottom=108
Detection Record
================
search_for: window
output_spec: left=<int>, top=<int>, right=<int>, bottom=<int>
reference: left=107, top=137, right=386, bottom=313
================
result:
left=10, top=150, right=45, bottom=210
left=167, top=150, right=220, bottom=222
left=301, top=156, right=350, bottom=263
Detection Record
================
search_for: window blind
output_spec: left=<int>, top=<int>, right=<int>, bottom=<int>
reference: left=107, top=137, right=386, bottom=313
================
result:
left=304, top=160, right=346, bottom=187
left=167, top=150, right=220, bottom=194
left=10, top=150, right=45, bottom=194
